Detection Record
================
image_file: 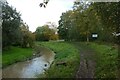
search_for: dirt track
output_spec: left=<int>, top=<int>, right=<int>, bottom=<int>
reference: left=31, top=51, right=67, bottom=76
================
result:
left=74, top=42, right=96, bottom=78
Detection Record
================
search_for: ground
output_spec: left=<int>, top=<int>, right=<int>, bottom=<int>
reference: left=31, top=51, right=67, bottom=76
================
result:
left=2, top=41, right=118, bottom=78
left=74, top=42, right=118, bottom=78
left=74, top=42, right=96, bottom=78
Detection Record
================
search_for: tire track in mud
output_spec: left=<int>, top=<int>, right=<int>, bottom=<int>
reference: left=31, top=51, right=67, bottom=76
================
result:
left=74, top=43, right=96, bottom=78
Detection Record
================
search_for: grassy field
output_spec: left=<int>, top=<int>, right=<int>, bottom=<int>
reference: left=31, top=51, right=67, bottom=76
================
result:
left=88, top=42, right=118, bottom=78
left=37, top=41, right=80, bottom=78
left=2, top=41, right=118, bottom=78
left=2, top=46, right=33, bottom=68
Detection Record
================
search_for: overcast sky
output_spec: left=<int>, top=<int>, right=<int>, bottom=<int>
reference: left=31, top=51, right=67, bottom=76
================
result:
left=7, top=0, right=75, bottom=32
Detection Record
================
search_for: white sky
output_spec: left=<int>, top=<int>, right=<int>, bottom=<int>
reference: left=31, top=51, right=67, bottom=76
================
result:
left=7, top=0, right=75, bottom=32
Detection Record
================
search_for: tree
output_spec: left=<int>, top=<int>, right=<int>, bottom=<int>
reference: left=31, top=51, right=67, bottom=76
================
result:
left=39, top=0, right=49, bottom=8
left=35, top=24, right=58, bottom=41
left=92, top=2, right=120, bottom=43
left=58, top=2, right=101, bottom=42
left=20, top=22, right=35, bottom=48
left=2, top=3, right=22, bottom=48
left=58, top=12, right=71, bottom=40
left=58, top=1, right=119, bottom=43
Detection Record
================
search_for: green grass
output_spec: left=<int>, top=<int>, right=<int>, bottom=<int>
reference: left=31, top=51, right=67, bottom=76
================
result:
left=0, top=53, right=2, bottom=68
left=3, top=41, right=117, bottom=78
left=2, top=46, right=33, bottom=68
left=88, top=42, right=118, bottom=78
left=37, top=41, right=80, bottom=78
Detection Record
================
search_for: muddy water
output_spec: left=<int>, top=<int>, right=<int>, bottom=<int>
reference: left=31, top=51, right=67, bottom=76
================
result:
left=2, top=46, right=55, bottom=78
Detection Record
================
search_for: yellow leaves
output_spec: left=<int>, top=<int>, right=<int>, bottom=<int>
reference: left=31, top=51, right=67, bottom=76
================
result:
left=35, top=25, right=58, bottom=41
left=49, top=34, right=59, bottom=40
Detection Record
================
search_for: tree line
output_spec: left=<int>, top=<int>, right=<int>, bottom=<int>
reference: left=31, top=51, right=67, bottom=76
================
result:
left=2, top=2, right=36, bottom=49
left=2, top=1, right=119, bottom=50
left=58, top=2, right=119, bottom=43
left=2, top=2, right=58, bottom=50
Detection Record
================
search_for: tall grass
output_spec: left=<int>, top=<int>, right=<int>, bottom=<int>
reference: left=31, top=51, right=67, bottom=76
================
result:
left=89, top=43, right=118, bottom=78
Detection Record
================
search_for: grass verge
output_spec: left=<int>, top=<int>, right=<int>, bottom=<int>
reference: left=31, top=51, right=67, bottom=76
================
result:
left=88, top=42, right=118, bottom=78
left=2, top=46, right=33, bottom=68
left=37, top=41, right=80, bottom=78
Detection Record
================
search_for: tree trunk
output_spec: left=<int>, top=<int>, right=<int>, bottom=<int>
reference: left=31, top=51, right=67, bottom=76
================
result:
left=87, top=36, right=89, bottom=42
left=86, top=32, right=89, bottom=45
left=86, top=32, right=89, bottom=42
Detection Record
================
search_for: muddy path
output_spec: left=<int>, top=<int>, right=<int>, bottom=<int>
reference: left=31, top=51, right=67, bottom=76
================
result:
left=73, top=42, right=96, bottom=78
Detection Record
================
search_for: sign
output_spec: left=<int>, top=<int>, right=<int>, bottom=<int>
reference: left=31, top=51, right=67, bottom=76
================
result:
left=92, top=33, right=98, bottom=40
left=92, top=34, right=98, bottom=38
